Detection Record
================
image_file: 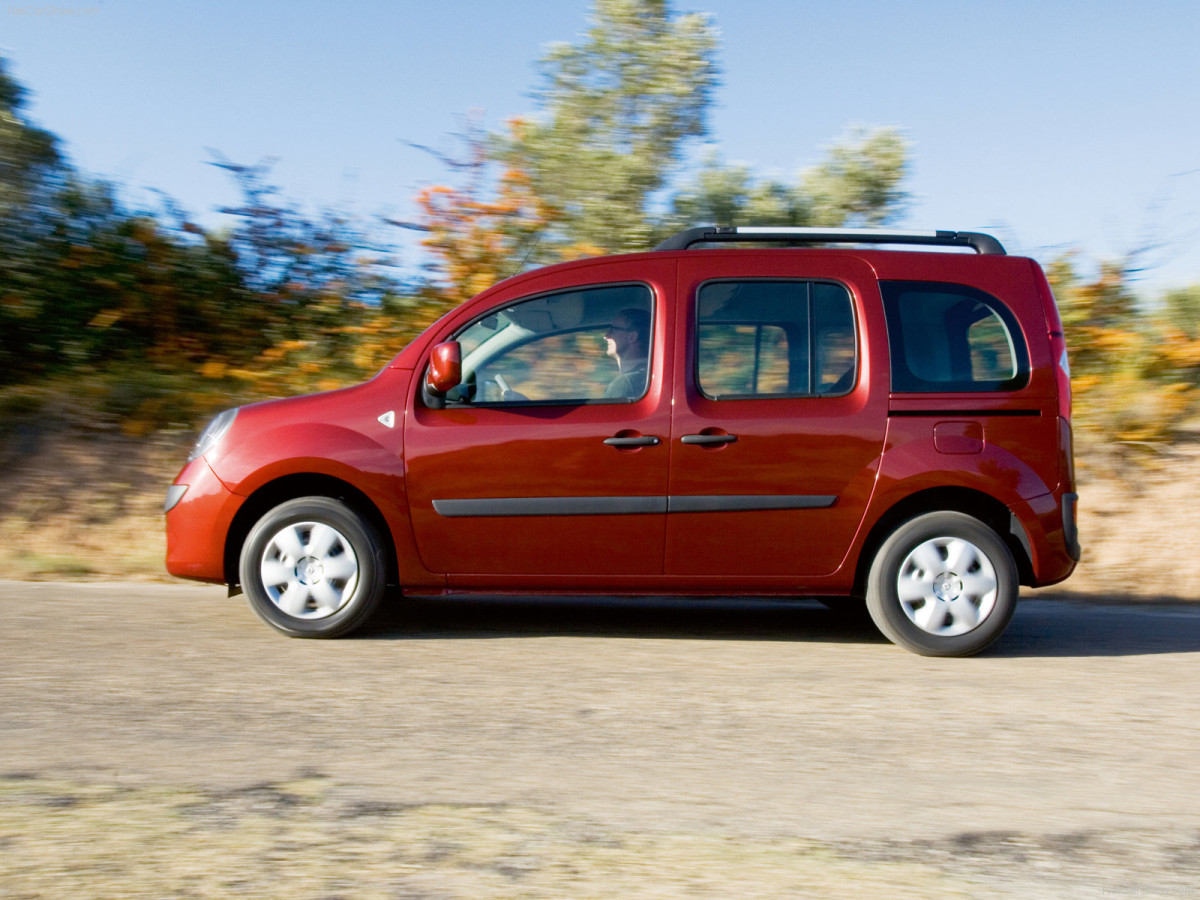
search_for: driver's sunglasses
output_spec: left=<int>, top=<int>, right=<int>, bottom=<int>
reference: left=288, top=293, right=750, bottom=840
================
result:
left=606, top=323, right=633, bottom=333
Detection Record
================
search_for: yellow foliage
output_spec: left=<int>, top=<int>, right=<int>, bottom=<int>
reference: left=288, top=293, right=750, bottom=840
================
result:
left=412, top=121, right=561, bottom=308
left=1088, top=328, right=1141, bottom=354
left=86, top=309, right=123, bottom=328
left=1, top=294, right=36, bottom=318
left=559, top=241, right=608, bottom=261
left=1048, top=255, right=1200, bottom=447
left=1158, top=330, right=1200, bottom=368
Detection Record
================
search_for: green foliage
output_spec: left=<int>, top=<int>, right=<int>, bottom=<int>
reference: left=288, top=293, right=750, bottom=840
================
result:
left=209, top=155, right=412, bottom=375
left=0, top=173, right=263, bottom=382
left=1162, top=284, right=1200, bottom=339
left=0, top=57, right=61, bottom=219
left=1048, top=255, right=1141, bottom=381
left=666, top=156, right=812, bottom=231
left=665, top=127, right=909, bottom=235
left=802, top=127, right=909, bottom=226
left=418, top=0, right=908, bottom=289
left=1, top=67, right=415, bottom=405
left=496, top=0, right=720, bottom=256
left=1, top=57, right=67, bottom=380
left=3, top=9, right=1198, bottom=458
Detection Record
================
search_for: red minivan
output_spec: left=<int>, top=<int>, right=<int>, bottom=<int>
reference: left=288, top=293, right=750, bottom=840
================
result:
left=165, top=227, right=1079, bottom=656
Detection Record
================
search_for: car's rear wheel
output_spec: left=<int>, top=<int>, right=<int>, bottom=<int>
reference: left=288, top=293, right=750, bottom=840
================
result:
left=866, top=511, right=1017, bottom=657
left=239, top=497, right=387, bottom=638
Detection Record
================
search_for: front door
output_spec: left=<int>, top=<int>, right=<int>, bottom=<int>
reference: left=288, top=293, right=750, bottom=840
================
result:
left=405, top=260, right=674, bottom=585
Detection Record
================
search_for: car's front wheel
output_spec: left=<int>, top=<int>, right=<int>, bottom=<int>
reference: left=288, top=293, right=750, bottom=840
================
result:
left=239, top=497, right=387, bottom=638
left=866, top=511, right=1018, bottom=657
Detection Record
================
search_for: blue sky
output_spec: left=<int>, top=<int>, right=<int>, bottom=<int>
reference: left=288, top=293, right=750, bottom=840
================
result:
left=4, top=0, right=1198, bottom=295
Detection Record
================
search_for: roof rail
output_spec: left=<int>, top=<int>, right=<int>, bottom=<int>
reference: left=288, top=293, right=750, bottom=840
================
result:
left=653, top=226, right=1006, bottom=256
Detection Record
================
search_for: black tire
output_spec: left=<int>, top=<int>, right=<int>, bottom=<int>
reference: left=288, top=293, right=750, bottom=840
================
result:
left=239, top=496, right=388, bottom=638
left=866, top=511, right=1018, bottom=657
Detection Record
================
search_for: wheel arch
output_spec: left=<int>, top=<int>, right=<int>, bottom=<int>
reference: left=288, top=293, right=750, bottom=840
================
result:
left=853, top=486, right=1033, bottom=597
left=224, top=473, right=398, bottom=590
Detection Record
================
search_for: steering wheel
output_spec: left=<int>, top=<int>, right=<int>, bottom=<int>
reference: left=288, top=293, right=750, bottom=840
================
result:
left=490, top=373, right=530, bottom=402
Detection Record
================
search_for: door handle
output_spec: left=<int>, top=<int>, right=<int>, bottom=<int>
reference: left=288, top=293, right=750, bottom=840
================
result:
left=604, top=435, right=662, bottom=448
left=681, top=433, right=738, bottom=446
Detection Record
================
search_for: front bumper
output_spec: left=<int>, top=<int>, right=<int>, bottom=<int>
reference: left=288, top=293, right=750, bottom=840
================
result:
left=164, top=457, right=244, bottom=583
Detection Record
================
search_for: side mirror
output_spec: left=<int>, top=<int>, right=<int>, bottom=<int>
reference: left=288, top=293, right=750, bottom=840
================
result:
left=425, top=341, right=462, bottom=395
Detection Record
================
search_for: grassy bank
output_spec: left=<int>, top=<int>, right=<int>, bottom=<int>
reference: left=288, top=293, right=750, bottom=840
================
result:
left=2, top=382, right=1198, bottom=600
left=0, top=771, right=1126, bottom=899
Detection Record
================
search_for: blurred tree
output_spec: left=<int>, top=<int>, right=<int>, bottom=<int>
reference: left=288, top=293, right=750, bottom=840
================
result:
left=1162, top=284, right=1200, bottom=339
left=1048, top=256, right=1197, bottom=444
left=410, top=3, right=911, bottom=299
left=1, top=56, right=66, bottom=379
left=2, top=58, right=267, bottom=385
left=666, top=157, right=812, bottom=231
left=400, top=117, right=557, bottom=309
left=1151, top=284, right=1200, bottom=403
left=495, top=0, right=719, bottom=257
left=2, top=58, right=415, bottom=407
left=6, top=175, right=268, bottom=375
left=201, top=154, right=435, bottom=398
left=801, top=127, right=909, bottom=226
left=1048, top=254, right=1141, bottom=379
left=0, top=57, right=60, bottom=220
left=665, top=128, right=909, bottom=234
left=211, top=155, right=387, bottom=314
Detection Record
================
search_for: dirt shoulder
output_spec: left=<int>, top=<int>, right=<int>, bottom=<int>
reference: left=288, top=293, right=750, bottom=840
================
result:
left=0, top=411, right=189, bottom=581
left=2, top=404, right=1198, bottom=601
left=1055, top=438, right=1200, bottom=601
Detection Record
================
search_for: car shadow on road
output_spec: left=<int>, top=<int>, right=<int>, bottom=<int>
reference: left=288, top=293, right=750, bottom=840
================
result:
left=363, top=594, right=887, bottom=645
left=988, top=593, right=1200, bottom=658
left=360, top=592, right=1200, bottom=657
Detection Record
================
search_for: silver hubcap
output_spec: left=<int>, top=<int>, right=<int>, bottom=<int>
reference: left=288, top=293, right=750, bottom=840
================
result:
left=259, top=521, right=360, bottom=619
left=896, top=536, right=998, bottom=636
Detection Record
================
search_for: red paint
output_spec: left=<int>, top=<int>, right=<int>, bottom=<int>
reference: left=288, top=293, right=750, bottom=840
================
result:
left=166, top=243, right=1078, bottom=598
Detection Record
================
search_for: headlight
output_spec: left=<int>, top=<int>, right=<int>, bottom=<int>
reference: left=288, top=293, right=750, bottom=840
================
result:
left=188, top=408, right=238, bottom=462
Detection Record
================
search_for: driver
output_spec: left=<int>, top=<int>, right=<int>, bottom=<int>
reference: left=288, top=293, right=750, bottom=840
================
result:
left=602, top=308, right=650, bottom=400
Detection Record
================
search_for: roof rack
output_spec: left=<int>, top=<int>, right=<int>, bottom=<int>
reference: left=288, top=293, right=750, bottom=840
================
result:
left=653, top=226, right=1006, bottom=256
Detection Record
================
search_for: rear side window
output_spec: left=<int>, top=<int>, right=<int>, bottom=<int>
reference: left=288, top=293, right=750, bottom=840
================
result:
left=696, top=280, right=856, bottom=399
left=881, top=281, right=1029, bottom=393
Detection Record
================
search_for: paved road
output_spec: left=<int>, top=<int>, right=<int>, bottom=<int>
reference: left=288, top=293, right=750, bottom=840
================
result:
left=3, top=581, right=1200, bottom=897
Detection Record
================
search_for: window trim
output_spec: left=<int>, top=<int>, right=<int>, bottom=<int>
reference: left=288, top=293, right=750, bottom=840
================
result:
left=881, top=280, right=1030, bottom=394
left=692, top=277, right=859, bottom=402
left=433, top=281, right=657, bottom=409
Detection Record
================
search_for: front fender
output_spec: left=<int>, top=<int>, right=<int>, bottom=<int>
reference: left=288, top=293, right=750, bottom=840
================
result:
left=209, top=422, right=436, bottom=587
left=215, top=423, right=406, bottom=497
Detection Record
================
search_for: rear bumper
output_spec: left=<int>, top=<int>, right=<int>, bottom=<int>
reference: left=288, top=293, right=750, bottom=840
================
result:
left=1022, top=488, right=1079, bottom=586
left=164, top=457, right=244, bottom=583
left=1062, top=491, right=1081, bottom=561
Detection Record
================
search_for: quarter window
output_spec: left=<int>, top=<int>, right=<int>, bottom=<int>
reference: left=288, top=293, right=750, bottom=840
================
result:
left=881, top=281, right=1028, bottom=392
left=696, top=280, right=857, bottom=399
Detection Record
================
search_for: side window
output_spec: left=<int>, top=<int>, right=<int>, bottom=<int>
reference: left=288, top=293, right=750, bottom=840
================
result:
left=445, top=284, right=653, bottom=405
left=881, top=281, right=1029, bottom=393
left=696, top=280, right=856, bottom=399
